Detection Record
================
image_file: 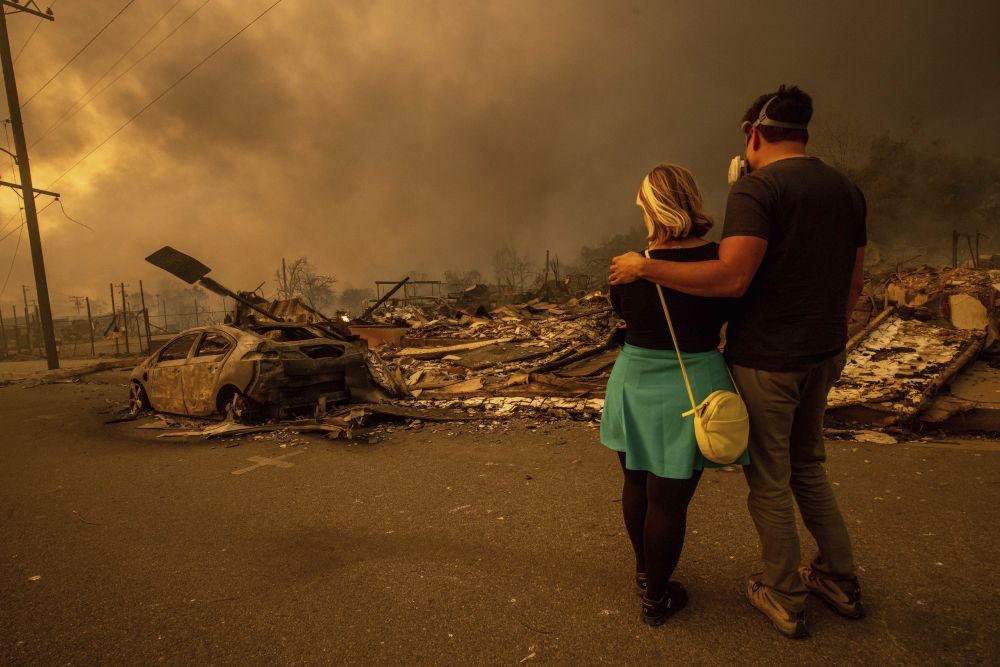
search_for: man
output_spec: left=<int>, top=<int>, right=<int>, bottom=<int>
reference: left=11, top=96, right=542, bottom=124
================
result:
left=608, top=85, right=866, bottom=639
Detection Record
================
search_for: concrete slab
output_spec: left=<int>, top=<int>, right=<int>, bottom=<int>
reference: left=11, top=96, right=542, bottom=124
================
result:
left=919, top=361, right=1000, bottom=431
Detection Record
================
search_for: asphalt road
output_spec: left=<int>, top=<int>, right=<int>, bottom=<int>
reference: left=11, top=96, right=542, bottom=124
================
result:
left=1, top=370, right=998, bottom=665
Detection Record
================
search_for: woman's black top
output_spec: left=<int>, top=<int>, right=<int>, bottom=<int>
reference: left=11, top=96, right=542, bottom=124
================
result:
left=609, top=243, right=731, bottom=352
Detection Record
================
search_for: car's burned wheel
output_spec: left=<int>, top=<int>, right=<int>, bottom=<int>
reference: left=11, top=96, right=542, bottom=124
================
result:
left=226, top=391, right=260, bottom=424
left=128, top=382, right=150, bottom=416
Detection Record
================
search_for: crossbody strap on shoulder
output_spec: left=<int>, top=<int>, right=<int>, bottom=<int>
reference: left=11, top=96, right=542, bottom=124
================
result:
left=642, top=249, right=742, bottom=416
left=644, top=249, right=698, bottom=413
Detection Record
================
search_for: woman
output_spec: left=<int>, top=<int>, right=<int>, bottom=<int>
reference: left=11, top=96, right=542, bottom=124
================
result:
left=601, top=163, right=749, bottom=626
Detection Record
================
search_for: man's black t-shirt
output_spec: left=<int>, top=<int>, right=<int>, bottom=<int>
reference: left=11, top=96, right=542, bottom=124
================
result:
left=722, top=157, right=866, bottom=371
left=610, top=243, right=731, bottom=352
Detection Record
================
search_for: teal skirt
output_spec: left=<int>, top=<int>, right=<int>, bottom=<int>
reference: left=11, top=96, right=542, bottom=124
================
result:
left=601, top=343, right=750, bottom=479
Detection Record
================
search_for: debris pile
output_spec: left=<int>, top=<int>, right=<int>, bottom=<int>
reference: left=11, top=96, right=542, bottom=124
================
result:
left=827, top=314, right=985, bottom=426
left=821, top=264, right=1000, bottom=432
left=884, top=265, right=1000, bottom=342
left=91, top=252, right=1000, bottom=438
left=373, top=294, right=617, bottom=411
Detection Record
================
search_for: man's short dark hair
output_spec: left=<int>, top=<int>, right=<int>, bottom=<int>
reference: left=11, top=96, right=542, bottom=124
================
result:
left=743, top=84, right=812, bottom=144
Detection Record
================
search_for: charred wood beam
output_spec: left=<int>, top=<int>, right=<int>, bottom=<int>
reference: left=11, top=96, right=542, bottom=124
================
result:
left=360, top=276, right=410, bottom=321
left=847, top=306, right=895, bottom=352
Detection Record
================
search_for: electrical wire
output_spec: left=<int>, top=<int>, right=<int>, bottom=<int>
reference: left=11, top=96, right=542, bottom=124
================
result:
left=0, top=221, right=23, bottom=244
left=46, top=0, right=285, bottom=190
left=0, top=199, right=54, bottom=300
left=0, top=122, right=23, bottom=239
left=55, top=198, right=92, bottom=231
left=0, top=209, right=21, bottom=239
left=31, top=0, right=188, bottom=149
left=13, top=20, right=42, bottom=64
left=12, top=0, right=57, bottom=63
left=0, top=222, right=23, bottom=299
left=22, top=0, right=137, bottom=109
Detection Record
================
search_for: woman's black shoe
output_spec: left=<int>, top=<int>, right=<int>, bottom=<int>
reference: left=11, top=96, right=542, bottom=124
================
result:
left=635, top=572, right=648, bottom=597
left=640, top=581, right=688, bottom=627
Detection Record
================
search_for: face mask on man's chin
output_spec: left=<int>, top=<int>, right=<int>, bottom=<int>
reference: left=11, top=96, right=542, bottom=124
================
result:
left=727, top=155, right=748, bottom=185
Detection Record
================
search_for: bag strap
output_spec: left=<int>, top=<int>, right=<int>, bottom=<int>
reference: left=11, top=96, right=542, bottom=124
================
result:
left=643, top=248, right=743, bottom=417
left=644, top=249, right=698, bottom=414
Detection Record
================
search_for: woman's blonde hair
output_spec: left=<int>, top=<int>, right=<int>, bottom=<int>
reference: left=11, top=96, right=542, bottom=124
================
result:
left=636, top=164, right=713, bottom=245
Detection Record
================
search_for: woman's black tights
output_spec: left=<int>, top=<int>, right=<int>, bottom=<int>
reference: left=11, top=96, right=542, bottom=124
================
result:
left=617, top=451, right=702, bottom=600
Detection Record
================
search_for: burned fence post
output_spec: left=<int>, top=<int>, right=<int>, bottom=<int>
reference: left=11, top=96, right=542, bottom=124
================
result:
left=965, top=234, right=978, bottom=269
left=976, top=231, right=988, bottom=268
left=33, top=303, right=42, bottom=354
left=0, top=307, right=6, bottom=359
left=109, top=283, right=120, bottom=354
left=85, top=296, right=95, bottom=357
left=952, top=230, right=959, bottom=268
left=139, top=280, right=151, bottom=353
left=120, top=282, right=130, bottom=354
left=11, top=305, right=20, bottom=353
left=22, top=284, right=31, bottom=351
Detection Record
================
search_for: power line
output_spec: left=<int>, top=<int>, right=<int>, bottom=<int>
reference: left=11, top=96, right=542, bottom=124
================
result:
left=12, top=0, right=57, bottom=64
left=32, top=0, right=210, bottom=150
left=0, top=220, right=22, bottom=243
left=22, top=0, right=137, bottom=109
left=0, top=195, right=55, bottom=243
left=12, top=18, right=41, bottom=63
left=46, top=0, right=286, bottom=190
left=31, top=0, right=187, bottom=149
left=0, top=198, right=54, bottom=299
left=0, top=207, right=21, bottom=239
left=0, top=221, right=23, bottom=299
left=0, top=120, right=22, bottom=240
left=55, top=197, right=91, bottom=231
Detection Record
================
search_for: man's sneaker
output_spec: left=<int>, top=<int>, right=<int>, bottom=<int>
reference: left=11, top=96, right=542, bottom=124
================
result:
left=745, top=574, right=809, bottom=639
left=641, top=581, right=688, bottom=627
left=798, top=565, right=865, bottom=619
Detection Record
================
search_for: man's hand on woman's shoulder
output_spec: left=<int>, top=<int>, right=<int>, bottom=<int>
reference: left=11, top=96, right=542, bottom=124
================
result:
left=609, top=252, right=646, bottom=285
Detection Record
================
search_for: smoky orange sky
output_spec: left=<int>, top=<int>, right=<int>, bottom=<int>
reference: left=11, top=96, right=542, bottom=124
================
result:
left=0, top=0, right=998, bottom=315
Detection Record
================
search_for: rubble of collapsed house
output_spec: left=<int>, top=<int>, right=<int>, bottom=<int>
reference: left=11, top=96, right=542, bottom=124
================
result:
left=827, top=264, right=1000, bottom=433
left=120, top=244, right=1000, bottom=439
left=357, top=264, right=1000, bottom=434
left=364, top=292, right=616, bottom=420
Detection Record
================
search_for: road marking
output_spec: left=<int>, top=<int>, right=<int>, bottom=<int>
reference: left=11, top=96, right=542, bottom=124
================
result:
left=231, top=450, right=306, bottom=475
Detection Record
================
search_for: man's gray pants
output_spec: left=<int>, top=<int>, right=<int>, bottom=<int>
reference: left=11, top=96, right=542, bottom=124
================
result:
left=730, top=351, right=856, bottom=612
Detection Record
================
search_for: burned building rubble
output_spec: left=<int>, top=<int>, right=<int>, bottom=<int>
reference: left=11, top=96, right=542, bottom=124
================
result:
left=356, top=264, right=1000, bottom=433
left=123, top=250, right=1000, bottom=439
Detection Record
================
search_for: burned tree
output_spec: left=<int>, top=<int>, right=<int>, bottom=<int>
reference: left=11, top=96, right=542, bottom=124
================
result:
left=274, top=257, right=337, bottom=311
left=492, top=243, right=534, bottom=301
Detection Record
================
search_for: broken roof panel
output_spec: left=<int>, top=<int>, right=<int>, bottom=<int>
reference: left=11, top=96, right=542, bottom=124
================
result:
left=827, top=315, right=985, bottom=425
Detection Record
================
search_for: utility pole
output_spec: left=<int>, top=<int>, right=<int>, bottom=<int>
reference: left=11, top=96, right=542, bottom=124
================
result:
left=0, top=2, right=58, bottom=369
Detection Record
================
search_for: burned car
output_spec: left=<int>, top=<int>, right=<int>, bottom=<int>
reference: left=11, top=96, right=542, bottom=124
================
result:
left=128, top=323, right=375, bottom=421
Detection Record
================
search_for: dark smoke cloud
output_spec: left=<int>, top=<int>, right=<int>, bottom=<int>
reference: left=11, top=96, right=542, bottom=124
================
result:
left=0, top=0, right=997, bottom=314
